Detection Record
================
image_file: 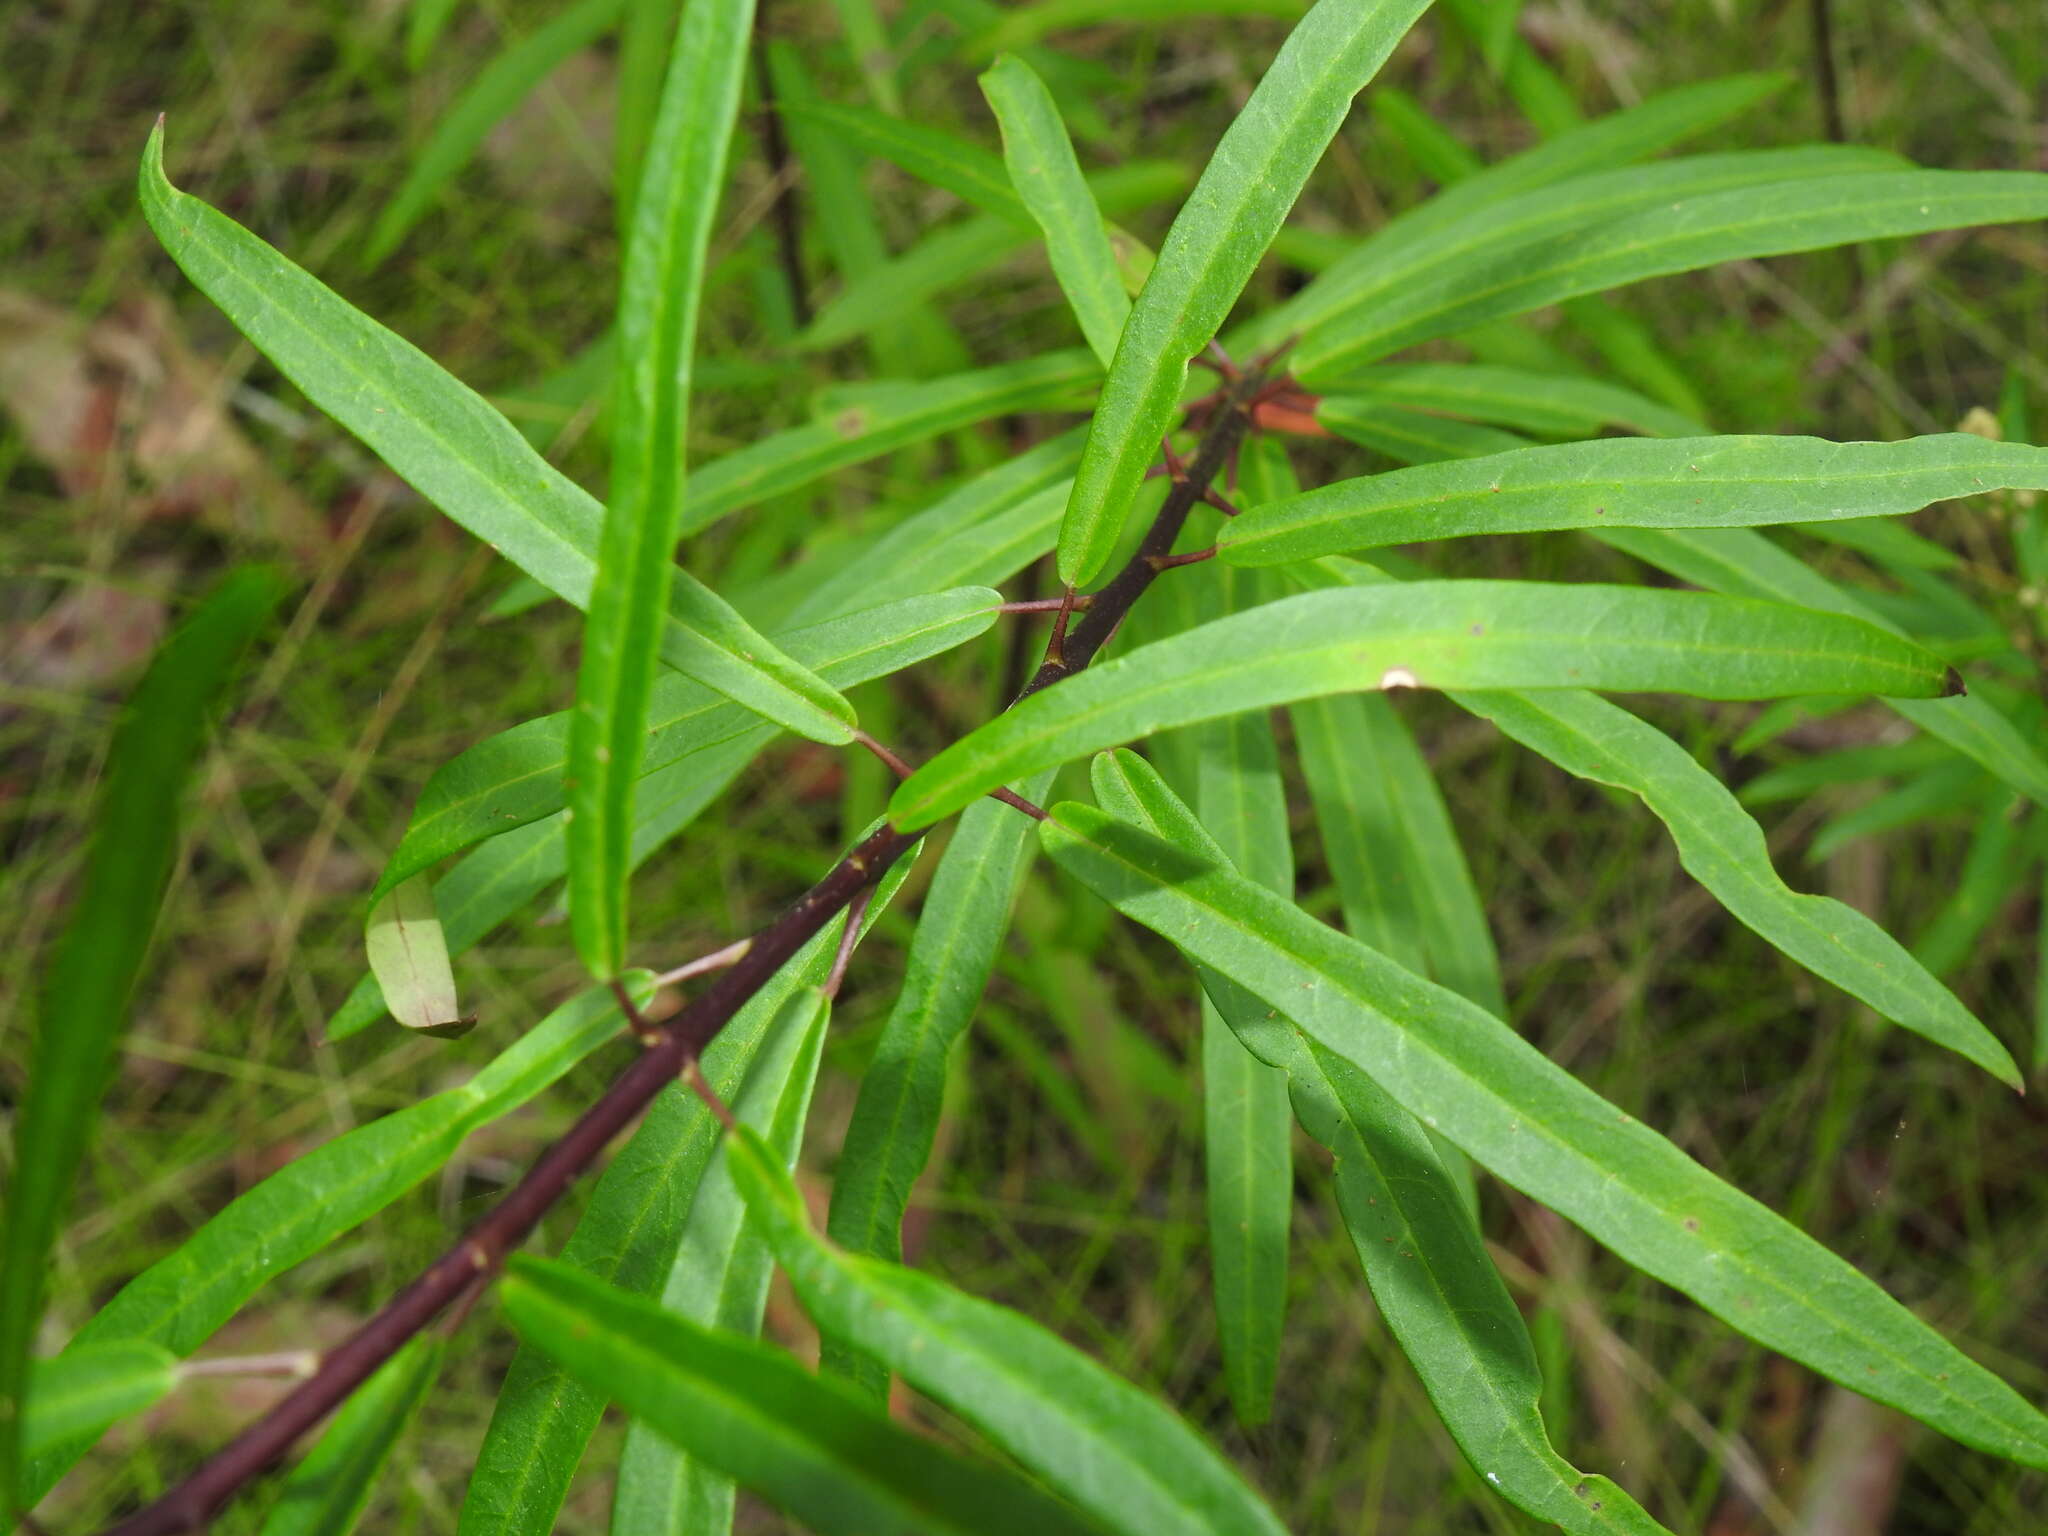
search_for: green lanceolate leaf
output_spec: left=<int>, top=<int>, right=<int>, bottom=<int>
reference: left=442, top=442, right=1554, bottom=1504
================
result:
left=1189, top=703, right=1292, bottom=1428
left=18, top=1342, right=179, bottom=1464
left=980, top=54, right=1131, bottom=368
left=1602, top=525, right=2048, bottom=810
left=24, top=976, right=652, bottom=1505
left=1, top=566, right=284, bottom=1515
left=363, top=874, right=465, bottom=1034
left=611, top=988, right=831, bottom=1536
left=1037, top=805, right=2048, bottom=1472
left=1055, top=0, right=1433, bottom=585
left=377, top=589, right=997, bottom=904
left=258, top=1338, right=443, bottom=1536
left=501, top=1257, right=1104, bottom=1536
left=139, top=124, right=852, bottom=750
left=1318, top=401, right=1533, bottom=465
left=457, top=862, right=913, bottom=1536
left=1295, top=163, right=2048, bottom=378
left=1316, top=362, right=1702, bottom=439
left=683, top=351, right=1098, bottom=531
left=1084, top=751, right=1664, bottom=1534
left=727, top=1128, right=1290, bottom=1536
left=824, top=772, right=1055, bottom=1397
left=368, top=0, right=629, bottom=264
left=1221, top=433, right=2048, bottom=566
left=572, top=0, right=763, bottom=977
left=1458, top=689, right=2020, bottom=1086
left=784, top=100, right=1026, bottom=221
left=887, top=581, right=1956, bottom=830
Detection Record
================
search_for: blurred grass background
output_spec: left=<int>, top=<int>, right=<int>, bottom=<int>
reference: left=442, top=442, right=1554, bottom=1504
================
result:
left=3, top=1, right=2046, bottom=1530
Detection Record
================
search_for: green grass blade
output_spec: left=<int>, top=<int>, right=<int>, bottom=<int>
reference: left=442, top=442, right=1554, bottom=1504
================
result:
left=0, top=566, right=284, bottom=1515
left=141, top=124, right=851, bottom=749
left=887, top=581, right=1955, bottom=830
left=19, top=1343, right=179, bottom=1464
left=1222, top=433, right=2048, bottom=566
left=404, top=0, right=467, bottom=69
left=1055, top=0, right=1432, bottom=584
left=457, top=865, right=912, bottom=1536
left=501, top=1258, right=1104, bottom=1536
left=1087, top=749, right=1665, bottom=1533
left=1910, top=796, right=2029, bottom=980
left=1459, top=689, right=2020, bottom=1086
left=980, top=54, right=1131, bottom=368
left=728, top=1128, right=1291, bottom=1536
left=363, top=874, right=464, bottom=1034
left=1602, top=525, right=2048, bottom=809
left=376, top=588, right=997, bottom=902
left=258, top=1337, right=443, bottom=1536
left=1188, top=702, right=1292, bottom=1428
left=824, top=771, right=1056, bottom=1395
left=1318, top=362, right=1703, bottom=439
left=370, top=0, right=629, bottom=264
left=1234, top=73, right=1797, bottom=353
left=24, top=975, right=652, bottom=1505
left=783, top=99, right=1025, bottom=220
left=572, top=0, right=768, bottom=976
left=1037, top=806, right=2048, bottom=1472
left=611, top=988, right=831, bottom=1536
left=1297, top=165, right=2048, bottom=377
left=683, top=352, right=1098, bottom=532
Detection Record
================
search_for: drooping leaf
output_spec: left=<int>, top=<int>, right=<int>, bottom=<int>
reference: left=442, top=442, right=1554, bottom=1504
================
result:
left=1037, top=805, right=2048, bottom=1471
left=824, top=772, right=1055, bottom=1396
left=728, top=1128, right=1291, bottom=1536
left=1, top=566, right=284, bottom=1515
left=887, top=581, right=1956, bottom=830
left=1055, top=0, right=1434, bottom=585
left=1317, top=362, right=1701, bottom=439
left=18, top=1342, right=179, bottom=1464
left=611, top=988, right=831, bottom=1535
left=571, top=0, right=771, bottom=977
left=1086, top=750, right=1665, bottom=1533
left=258, top=1338, right=443, bottom=1536
left=139, top=124, right=853, bottom=748
left=369, top=0, right=630, bottom=264
left=1221, top=433, right=2048, bottom=567
left=500, top=1258, right=1104, bottom=1536
left=456, top=860, right=914, bottom=1536
left=363, top=875, right=466, bottom=1035
left=980, top=54, right=1131, bottom=367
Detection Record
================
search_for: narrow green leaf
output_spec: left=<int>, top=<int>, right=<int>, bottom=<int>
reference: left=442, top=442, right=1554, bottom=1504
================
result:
left=829, top=0, right=902, bottom=114
left=1297, top=164, right=2048, bottom=378
left=370, top=0, right=629, bottom=263
left=728, top=1128, right=1291, bottom=1536
left=1601, top=525, right=2048, bottom=809
left=376, top=588, right=999, bottom=902
left=960, top=0, right=1303, bottom=58
left=19, top=1343, right=178, bottom=1464
left=824, top=771, right=1056, bottom=1398
left=611, top=988, right=831, bottom=1535
left=1055, top=0, right=1433, bottom=584
left=1188, top=703, right=1292, bottom=1428
left=140, top=124, right=853, bottom=749
left=1038, top=805, right=2048, bottom=1471
left=501, top=1258, right=1103, bottom=1536
left=1320, top=362, right=1702, bottom=439
left=457, top=863, right=913, bottom=1536
left=30, top=974, right=653, bottom=1508
left=572, top=0, right=764, bottom=977
left=1911, top=796, right=2028, bottom=979
left=405, top=0, right=467, bottom=69
left=1318, top=401, right=1532, bottom=464
left=783, top=100, right=1026, bottom=220
left=363, top=875, right=465, bottom=1035
left=1, top=566, right=284, bottom=1515
left=613, top=0, right=681, bottom=234
left=1089, top=750, right=1664, bottom=1533
left=888, top=581, right=1956, bottom=830
left=980, top=55, right=1131, bottom=368
left=258, top=1338, right=442, bottom=1536
left=1459, top=689, right=2019, bottom=1086
left=1370, top=86, right=1484, bottom=185
left=683, top=352, right=1097, bottom=533
left=1222, top=433, right=2048, bottom=566
left=1234, top=73, right=1798, bottom=353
